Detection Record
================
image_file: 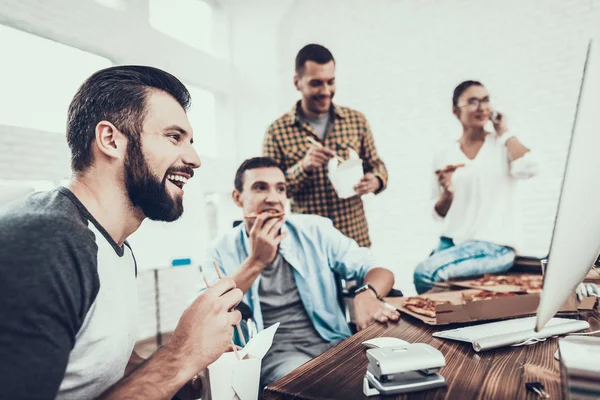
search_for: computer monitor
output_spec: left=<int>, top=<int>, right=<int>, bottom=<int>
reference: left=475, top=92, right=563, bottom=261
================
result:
left=535, top=39, right=600, bottom=332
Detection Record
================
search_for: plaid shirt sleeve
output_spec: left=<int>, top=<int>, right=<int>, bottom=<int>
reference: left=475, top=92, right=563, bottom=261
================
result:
left=360, top=117, right=388, bottom=194
left=263, top=127, right=314, bottom=196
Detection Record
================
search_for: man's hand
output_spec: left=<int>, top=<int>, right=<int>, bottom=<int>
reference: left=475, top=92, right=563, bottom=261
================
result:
left=166, top=277, right=242, bottom=378
left=491, top=111, right=508, bottom=136
left=354, top=173, right=381, bottom=196
left=301, top=145, right=336, bottom=172
left=248, top=213, right=287, bottom=268
left=353, top=291, right=400, bottom=331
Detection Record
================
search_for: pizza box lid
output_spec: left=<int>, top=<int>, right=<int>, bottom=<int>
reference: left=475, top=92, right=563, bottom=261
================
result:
left=384, top=289, right=577, bottom=326
left=584, top=268, right=600, bottom=283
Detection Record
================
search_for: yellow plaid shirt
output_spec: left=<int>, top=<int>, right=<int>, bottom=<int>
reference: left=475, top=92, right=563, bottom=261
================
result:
left=263, top=102, right=388, bottom=247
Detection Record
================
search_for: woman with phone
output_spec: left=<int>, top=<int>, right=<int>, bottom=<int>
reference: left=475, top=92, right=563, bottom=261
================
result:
left=413, top=80, right=539, bottom=294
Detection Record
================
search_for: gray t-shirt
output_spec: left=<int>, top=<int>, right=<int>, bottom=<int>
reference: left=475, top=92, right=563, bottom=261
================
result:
left=259, top=253, right=339, bottom=386
left=299, top=113, right=330, bottom=140
left=259, top=253, right=327, bottom=347
left=0, top=187, right=138, bottom=399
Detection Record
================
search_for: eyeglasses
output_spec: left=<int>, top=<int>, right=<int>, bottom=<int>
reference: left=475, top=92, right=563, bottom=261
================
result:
left=457, top=98, right=491, bottom=109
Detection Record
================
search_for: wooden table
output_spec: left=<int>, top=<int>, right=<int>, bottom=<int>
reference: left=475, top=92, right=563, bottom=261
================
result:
left=264, top=310, right=599, bottom=400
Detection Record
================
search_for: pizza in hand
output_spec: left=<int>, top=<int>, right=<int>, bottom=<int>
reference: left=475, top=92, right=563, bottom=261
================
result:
left=244, top=210, right=285, bottom=221
left=435, top=163, right=466, bottom=174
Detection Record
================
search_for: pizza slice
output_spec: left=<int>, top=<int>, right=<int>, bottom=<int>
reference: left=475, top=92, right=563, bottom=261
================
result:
left=461, top=291, right=518, bottom=302
left=516, top=274, right=543, bottom=293
left=435, top=163, right=466, bottom=175
left=243, top=210, right=285, bottom=221
left=470, top=274, right=543, bottom=292
left=403, top=296, right=451, bottom=318
left=468, top=274, right=527, bottom=287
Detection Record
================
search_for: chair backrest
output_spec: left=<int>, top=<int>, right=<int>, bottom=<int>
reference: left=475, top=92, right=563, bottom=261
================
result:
left=333, top=272, right=349, bottom=316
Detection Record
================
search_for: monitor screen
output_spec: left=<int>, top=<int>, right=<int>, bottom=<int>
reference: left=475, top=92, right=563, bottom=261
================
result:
left=536, top=39, right=600, bottom=331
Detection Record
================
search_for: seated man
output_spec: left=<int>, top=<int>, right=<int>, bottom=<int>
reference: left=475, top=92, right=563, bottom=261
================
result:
left=202, top=157, right=399, bottom=387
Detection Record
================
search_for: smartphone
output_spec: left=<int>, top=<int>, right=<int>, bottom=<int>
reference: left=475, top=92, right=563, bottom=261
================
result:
left=490, top=111, right=500, bottom=124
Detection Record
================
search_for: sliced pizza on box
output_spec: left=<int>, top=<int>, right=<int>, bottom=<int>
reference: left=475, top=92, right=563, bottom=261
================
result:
left=384, top=288, right=576, bottom=325
left=447, top=273, right=543, bottom=294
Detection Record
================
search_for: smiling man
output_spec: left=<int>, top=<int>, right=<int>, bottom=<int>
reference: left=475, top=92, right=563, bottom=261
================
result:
left=264, top=44, right=388, bottom=248
left=202, top=157, right=398, bottom=388
left=0, top=66, right=243, bottom=400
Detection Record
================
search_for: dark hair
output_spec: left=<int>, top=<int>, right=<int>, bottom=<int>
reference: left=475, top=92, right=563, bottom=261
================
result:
left=295, top=44, right=335, bottom=75
left=234, top=157, right=285, bottom=192
left=452, top=80, right=483, bottom=106
left=67, top=65, right=191, bottom=172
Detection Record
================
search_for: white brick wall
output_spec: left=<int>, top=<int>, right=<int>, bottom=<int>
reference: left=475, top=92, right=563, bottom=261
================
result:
left=136, top=266, right=204, bottom=340
left=0, top=125, right=71, bottom=181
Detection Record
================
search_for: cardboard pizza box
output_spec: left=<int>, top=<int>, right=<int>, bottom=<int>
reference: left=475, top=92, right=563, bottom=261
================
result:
left=384, top=289, right=578, bottom=326
left=583, top=268, right=600, bottom=283
left=578, top=296, right=598, bottom=310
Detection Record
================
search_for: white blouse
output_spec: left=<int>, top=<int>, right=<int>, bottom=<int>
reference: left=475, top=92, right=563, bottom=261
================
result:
left=431, top=133, right=539, bottom=253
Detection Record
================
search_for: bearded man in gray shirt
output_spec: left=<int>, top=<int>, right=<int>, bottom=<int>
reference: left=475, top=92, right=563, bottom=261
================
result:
left=0, top=66, right=242, bottom=400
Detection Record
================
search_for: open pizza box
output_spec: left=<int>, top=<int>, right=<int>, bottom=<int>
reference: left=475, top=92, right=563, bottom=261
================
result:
left=446, top=272, right=597, bottom=311
left=385, top=289, right=578, bottom=326
left=583, top=268, right=600, bottom=283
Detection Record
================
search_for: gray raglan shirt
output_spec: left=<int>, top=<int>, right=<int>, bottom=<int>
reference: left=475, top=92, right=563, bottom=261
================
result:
left=0, top=187, right=138, bottom=399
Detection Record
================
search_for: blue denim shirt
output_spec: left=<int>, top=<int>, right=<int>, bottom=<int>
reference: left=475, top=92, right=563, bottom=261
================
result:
left=201, top=214, right=377, bottom=342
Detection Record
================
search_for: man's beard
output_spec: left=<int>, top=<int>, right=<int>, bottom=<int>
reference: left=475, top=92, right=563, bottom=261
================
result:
left=124, top=141, right=184, bottom=222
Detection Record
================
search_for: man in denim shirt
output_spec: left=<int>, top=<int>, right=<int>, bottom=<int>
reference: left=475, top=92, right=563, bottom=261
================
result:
left=202, top=157, right=398, bottom=387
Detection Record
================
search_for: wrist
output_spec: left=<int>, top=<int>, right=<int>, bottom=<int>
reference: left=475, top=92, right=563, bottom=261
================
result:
left=354, top=283, right=381, bottom=300
left=246, top=255, right=268, bottom=272
left=355, top=289, right=377, bottom=302
left=161, top=343, right=198, bottom=388
left=300, top=159, right=314, bottom=173
left=441, top=190, right=453, bottom=200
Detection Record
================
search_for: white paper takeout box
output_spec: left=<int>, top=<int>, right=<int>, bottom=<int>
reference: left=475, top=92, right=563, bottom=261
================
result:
left=203, top=323, right=279, bottom=400
left=328, top=149, right=364, bottom=199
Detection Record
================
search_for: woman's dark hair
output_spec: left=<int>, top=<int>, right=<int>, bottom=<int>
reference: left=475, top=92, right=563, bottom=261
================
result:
left=452, top=80, right=483, bottom=106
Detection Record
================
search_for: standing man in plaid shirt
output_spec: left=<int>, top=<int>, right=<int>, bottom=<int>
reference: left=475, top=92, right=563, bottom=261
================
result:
left=263, top=44, right=388, bottom=247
